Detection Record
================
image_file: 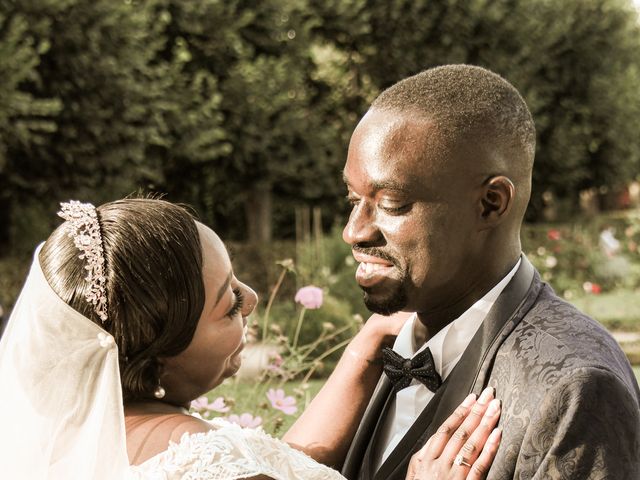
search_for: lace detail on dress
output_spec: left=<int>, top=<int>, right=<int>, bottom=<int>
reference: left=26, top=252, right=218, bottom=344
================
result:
left=128, top=418, right=345, bottom=480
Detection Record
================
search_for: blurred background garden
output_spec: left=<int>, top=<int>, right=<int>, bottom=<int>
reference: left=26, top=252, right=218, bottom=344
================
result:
left=1, top=0, right=640, bottom=430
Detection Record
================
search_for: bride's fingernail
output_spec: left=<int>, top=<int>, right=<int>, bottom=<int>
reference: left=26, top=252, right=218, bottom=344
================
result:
left=489, top=427, right=502, bottom=443
left=486, top=398, right=501, bottom=416
left=478, top=387, right=494, bottom=404
left=462, top=393, right=477, bottom=407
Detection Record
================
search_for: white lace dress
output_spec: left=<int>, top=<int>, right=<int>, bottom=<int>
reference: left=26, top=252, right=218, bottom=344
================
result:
left=128, top=418, right=346, bottom=480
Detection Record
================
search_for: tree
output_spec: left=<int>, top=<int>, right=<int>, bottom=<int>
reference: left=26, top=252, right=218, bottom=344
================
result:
left=155, top=0, right=362, bottom=242
left=0, top=3, right=61, bottom=244
left=313, top=0, right=640, bottom=220
left=0, top=0, right=213, bottom=249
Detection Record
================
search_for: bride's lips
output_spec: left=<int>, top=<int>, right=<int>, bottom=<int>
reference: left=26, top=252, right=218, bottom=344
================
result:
left=229, top=341, right=245, bottom=371
left=353, top=252, right=396, bottom=287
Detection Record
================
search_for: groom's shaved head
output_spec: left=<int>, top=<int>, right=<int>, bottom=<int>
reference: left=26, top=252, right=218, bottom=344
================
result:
left=373, top=65, right=535, bottom=162
left=371, top=64, right=536, bottom=219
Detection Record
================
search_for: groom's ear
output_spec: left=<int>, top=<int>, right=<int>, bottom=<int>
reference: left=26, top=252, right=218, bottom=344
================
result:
left=478, top=176, right=514, bottom=228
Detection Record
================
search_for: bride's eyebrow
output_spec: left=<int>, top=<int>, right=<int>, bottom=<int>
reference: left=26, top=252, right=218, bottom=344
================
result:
left=215, top=271, right=233, bottom=305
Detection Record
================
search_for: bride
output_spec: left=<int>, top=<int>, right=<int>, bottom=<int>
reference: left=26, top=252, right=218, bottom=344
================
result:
left=0, top=198, right=500, bottom=479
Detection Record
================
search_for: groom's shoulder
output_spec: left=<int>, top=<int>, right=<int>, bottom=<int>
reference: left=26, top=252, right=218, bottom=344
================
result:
left=503, top=283, right=635, bottom=387
left=488, top=285, right=640, bottom=479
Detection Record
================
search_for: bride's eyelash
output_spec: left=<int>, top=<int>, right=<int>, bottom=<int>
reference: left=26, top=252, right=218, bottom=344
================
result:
left=227, top=288, right=244, bottom=317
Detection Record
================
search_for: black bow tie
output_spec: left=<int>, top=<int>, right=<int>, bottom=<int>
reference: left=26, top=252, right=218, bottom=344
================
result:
left=382, top=346, right=442, bottom=393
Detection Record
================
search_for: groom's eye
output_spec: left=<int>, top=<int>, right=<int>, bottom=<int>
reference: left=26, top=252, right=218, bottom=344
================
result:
left=379, top=203, right=411, bottom=214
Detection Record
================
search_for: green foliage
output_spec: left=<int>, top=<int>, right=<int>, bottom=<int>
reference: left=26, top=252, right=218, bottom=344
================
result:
left=522, top=209, right=640, bottom=296
left=0, top=3, right=62, bottom=244
left=137, top=0, right=364, bottom=241
left=1, top=0, right=172, bottom=246
left=1, top=0, right=640, bottom=247
left=0, top=9, right=60, bottom=169
left=315, top=0, right=640, bottom=221
left=14, top=0, right=170, bottom=195
left=0, top=248, right=30, bottom=313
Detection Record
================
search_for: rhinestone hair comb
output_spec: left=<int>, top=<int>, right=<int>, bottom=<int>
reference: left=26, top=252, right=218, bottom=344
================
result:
left=58, top=201, right=108, bottom=322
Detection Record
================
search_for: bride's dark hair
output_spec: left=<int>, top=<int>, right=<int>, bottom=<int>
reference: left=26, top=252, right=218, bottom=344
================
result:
left=39, top=198, right=206, bottom=402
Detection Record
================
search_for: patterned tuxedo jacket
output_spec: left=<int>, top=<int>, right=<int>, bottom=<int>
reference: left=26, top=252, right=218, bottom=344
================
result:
left=342, top=256, right=640, bottom=479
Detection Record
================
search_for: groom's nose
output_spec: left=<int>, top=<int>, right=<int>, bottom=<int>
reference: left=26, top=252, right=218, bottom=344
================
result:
left=343, top=200, right=383, bottom=246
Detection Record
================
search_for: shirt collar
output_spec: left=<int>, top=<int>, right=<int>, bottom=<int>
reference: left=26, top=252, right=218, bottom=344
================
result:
left=392, top=258, right=522, bottom=374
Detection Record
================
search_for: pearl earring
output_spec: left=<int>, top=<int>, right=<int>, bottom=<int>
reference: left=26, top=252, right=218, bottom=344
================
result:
left=154, top=384, right=166, bottom=399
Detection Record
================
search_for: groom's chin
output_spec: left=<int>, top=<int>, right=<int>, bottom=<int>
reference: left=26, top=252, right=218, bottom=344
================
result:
left=362, top=289, right=407, bottom=316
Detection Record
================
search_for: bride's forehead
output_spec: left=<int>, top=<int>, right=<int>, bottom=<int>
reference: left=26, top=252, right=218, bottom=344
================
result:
left=196, top=222, right=231, bottom=277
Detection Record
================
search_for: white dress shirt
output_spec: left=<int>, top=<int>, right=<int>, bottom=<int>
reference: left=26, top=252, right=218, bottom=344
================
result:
left=373, top=259, right=521, bottom=471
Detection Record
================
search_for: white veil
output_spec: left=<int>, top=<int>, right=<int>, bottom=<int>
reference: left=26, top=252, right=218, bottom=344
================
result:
left=0, top=246, right=129, bottom=479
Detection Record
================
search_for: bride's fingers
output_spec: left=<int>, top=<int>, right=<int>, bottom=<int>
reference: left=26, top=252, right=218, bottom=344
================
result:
left=458, top=398, right=501, bottom=463
left=454, top=400, right=501, bottom=478
left=368, top=311, right=414, bottom=336
left=439, top=387, right=495, bottom=464
left=466, top=427, right=502, bottom=480
left=418, top=393, right=478, bottom=461
left=405, top=394, right=502, bottom=480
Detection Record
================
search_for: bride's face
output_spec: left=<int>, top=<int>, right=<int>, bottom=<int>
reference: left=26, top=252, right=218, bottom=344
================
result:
left=161, top=223, right=258, bottom=404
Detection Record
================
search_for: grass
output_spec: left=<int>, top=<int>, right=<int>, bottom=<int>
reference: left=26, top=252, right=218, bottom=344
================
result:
left=569, top=289, right=640, bottom=364
left=572, top=289, right=640, bottom=331
left=635, top=366, right=640, bottom=385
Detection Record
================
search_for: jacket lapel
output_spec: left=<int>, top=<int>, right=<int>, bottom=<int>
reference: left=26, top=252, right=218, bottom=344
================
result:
left=373, top=256, right=539, bottom=480
left=359, top=381, right=396, bottom=479
left=341, top=375, right=393, bottom=479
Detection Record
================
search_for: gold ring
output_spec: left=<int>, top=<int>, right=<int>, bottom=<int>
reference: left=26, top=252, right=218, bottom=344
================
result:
left=454, top=453, right=472, bottom=468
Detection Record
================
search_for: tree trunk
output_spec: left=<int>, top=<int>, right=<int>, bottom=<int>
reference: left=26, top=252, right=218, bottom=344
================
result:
left=244, top=183, right=272, bottom=244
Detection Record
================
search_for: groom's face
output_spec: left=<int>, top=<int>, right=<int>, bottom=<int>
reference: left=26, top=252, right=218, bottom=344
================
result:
left=342, top=109, right=480, bottom=316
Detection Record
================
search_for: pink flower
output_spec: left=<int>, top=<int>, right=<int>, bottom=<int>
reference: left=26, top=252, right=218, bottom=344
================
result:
left=208, top=397, right=231, bottom=413
left=266, top=388, right=298, bottom=415
left=190, top=396, right=230, bottom=413
left=227, top=413, right=263, bottom=428
left=547, top=229, right=561, bottom=241
left=190, top=396, right=210, bottom=411
left=269, top=352, right=284, bottom=367
left=294, top=285, right=323, bottom=309
left=266, top=353, right=284, bottom=373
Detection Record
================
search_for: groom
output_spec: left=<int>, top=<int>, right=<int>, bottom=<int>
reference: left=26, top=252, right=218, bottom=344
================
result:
left=340, top=65, right=640, bottom=479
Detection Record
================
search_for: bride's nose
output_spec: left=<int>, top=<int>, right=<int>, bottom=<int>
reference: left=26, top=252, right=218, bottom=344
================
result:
left=240, top=282, right=258, bottom=317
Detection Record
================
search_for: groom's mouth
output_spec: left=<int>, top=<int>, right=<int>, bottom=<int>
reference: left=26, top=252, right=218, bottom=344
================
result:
left=352, top=252, right=396, bottom=287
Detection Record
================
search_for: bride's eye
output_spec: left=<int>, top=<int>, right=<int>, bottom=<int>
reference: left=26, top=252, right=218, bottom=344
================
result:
left=226, top=288, right=244, bottom=318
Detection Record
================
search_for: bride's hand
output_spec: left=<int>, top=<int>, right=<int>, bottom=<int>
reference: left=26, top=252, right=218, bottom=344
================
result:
left=359, top=311, right=413, bottom=348
left=405, top=388, right=502, bottom=480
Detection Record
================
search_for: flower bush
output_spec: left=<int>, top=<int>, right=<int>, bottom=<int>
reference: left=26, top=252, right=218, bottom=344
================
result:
left=522, top=209, right=640, bottom=299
